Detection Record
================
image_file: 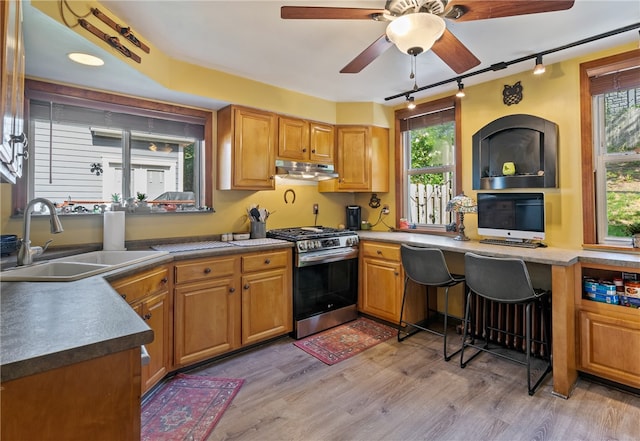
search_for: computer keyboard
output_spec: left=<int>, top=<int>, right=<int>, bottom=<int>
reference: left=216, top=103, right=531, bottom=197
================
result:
left=479, top=238, right=542, bottom=249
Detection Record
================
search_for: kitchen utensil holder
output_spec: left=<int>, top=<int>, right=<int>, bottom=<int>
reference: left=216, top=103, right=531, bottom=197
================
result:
left=251, top=221, right=266, bottom=239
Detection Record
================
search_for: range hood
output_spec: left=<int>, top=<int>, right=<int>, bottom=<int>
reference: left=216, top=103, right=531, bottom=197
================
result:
left=275, top=159, right=338, bottom=181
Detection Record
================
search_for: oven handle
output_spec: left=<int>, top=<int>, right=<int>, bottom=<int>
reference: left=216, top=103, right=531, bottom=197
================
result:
left=296, top=247, right=359, bottom=267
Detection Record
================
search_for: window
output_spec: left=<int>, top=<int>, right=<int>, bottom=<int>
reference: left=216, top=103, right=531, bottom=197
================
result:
left=580, top=50, right=640, bottom=246
left=395, top=96, right=462, bottom=230
left=17, top=80, right=213, bottom=215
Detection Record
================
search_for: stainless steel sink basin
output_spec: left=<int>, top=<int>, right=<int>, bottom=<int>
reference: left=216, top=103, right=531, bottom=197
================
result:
left=0, top=250, right=169, bottom=282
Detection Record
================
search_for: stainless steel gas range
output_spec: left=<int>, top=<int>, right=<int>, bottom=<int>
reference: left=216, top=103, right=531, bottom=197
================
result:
left=267, top=226, right=359, bottom=339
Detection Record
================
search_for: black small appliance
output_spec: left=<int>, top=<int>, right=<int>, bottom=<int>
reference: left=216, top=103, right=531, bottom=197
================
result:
left=346, top=205, right=361, bottom=230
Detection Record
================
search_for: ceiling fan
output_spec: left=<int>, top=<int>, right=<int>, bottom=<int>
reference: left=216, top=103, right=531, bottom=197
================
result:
left=281, top=0, right=575, bottom=74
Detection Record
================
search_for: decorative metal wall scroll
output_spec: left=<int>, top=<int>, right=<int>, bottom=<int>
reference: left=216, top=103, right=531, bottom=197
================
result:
left=503, top=81, right=523, bottom=106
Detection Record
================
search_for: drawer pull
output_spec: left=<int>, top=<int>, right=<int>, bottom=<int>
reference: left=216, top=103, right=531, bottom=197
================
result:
left=264, top=259, right=271, bottom=264
left=376, top=250, right=382, bottom=255
left=121, top=294, right=127, bottom=300
left=161, top=277, right=168, bottom=284
left=143, top=313, right=152, bottom=320
left=204, top=267, right=212, bottom=274
left=229, top=287, right=236, bottom=293
left=244, top=283, right=250, bottom=290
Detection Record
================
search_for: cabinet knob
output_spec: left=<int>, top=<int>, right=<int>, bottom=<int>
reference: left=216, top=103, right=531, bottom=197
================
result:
left=121, top=294, right=127, bottom=300
left=264, top=259, right=271, bottom=264
left=376, top=250, right=382, bottom=255
left=161, top=277, right=168, bottom=284
left=311, top=149, right=316, bottom=153
left=143, top=313, right=152, bottom=320
left=302, top=148, right=307, bottom=152
left=229, top=287, right=236, bottom=293
left=394, top=271, right=399, bottom=276
left=244, top=284, right=250, bottom=290
left=204, top=267, right=212, bottom=274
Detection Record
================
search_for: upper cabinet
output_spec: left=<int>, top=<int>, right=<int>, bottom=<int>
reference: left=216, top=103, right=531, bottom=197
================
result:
left=0, top=0, right=26, bottom=184
left=217, top=105, right=277, bottom=190
left=319, top=125, right=389, bottom=193
left=277, top=116, right=334, bottom=164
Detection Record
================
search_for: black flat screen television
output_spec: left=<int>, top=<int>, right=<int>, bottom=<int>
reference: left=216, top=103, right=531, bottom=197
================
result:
left=477, top=192, right=545, bottom=241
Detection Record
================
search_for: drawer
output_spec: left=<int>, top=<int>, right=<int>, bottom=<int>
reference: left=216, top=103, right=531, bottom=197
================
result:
left=242, top=250, right=289, bottom=273
left=110, top=266, right=169, bottom=305
left=174, top=256, right=238, bottom=284
left=361, top=241, right=401, bottom=261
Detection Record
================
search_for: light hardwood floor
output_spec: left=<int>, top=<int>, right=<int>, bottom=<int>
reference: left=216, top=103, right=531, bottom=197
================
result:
left=183, top=325, right=640, bottom=441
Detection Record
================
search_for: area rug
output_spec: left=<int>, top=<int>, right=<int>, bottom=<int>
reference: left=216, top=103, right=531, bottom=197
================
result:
left=141, top=374, right=244, bottom=441
left=294, top=317, right=396, bottom=365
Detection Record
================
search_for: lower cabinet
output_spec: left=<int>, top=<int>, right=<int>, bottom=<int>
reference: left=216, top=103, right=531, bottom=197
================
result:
left=110, top=265, right=171, bottom=394
left=359, top=241, right=425, bottom=324
left=174, top=249, right=292, bottom=367
left=576, top=263, right=640, bottom=388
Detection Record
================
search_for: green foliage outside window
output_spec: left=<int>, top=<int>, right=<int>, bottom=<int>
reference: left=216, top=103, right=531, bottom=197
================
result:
left=409, top=122, right=454, bottom=186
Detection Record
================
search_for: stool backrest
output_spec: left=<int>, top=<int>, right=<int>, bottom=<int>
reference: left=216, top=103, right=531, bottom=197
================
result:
left=401, top=244, right=456, bottom=286
left=464, top=252, right=538, bottom=303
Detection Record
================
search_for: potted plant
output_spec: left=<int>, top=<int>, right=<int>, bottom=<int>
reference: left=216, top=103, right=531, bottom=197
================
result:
left=136, top=192, right=150, bottom=211
left=110, top=193, right=121, bottom=211
left=625, top=222, right=640, bottom=248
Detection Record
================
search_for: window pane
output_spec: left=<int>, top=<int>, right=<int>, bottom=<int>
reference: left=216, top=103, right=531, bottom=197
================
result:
left=409, top=123, right=455, bottom=169
left=407, top=172, right=454, bottom=225
left=605, top=160, right=640, bottom=237
left=604, top=89, right=640, bottom=154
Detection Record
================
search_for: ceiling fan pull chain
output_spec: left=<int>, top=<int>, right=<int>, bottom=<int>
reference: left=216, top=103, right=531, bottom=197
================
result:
left=412, top=55, right=418, bottom=91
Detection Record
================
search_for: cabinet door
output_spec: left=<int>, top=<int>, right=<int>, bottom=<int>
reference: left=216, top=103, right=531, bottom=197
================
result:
left=335, top=126, right=370, bottom=190
left=241, top=268, right=292, bottom=345
left=141, top=290, right=170, bottom=393
left=233, top=107, right=276, bottom=189
left=174, top=277, right=241, bottom=366
left=278, top=116, right=309, bottom=161
left=360, top=257, right=403, bottom=323
left=578, top=309, right=640, bottom=388
left=309, top=122, right=334, bottom=164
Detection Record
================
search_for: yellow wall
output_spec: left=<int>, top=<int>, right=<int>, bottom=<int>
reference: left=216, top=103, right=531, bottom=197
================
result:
left=1, top=1, right=636, bottom=249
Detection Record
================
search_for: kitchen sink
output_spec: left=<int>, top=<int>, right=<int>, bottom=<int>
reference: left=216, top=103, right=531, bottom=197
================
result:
left=0, top=250, right=169, bottom=282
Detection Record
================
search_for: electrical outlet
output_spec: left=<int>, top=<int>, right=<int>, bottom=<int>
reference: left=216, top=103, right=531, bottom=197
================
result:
left=313, top=203, right=319, bottom=215
left=382, top=204, right=390, bottom=215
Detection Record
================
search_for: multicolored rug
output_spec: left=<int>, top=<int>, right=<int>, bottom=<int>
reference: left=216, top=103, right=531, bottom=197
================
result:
left=141, top=374, right=244, bottom=441
left=294, top=317, right=396, bottom=365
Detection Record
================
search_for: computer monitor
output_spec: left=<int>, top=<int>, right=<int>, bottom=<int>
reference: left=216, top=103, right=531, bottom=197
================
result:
left=477, top=192, right=545, bottom=241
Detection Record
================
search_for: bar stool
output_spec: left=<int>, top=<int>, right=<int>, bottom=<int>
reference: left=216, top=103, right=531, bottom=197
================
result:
left=398, top=244, right=466, bottom=361
left=460, top=252, right=552, bottom=395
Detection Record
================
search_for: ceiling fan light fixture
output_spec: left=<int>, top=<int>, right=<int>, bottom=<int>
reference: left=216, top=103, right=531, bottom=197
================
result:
left=386, top=13, right=446, bottom=55
left=533, top=54, right=546, bottom=75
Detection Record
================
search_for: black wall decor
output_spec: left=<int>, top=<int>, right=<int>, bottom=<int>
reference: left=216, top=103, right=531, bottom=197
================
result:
left=472, top=114, right=558, bottom=189
left=503, top=81, right=523, bottom=105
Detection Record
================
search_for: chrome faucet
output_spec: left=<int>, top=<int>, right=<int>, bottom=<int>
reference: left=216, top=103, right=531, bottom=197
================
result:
left=17, top=198, right=64, bottom=266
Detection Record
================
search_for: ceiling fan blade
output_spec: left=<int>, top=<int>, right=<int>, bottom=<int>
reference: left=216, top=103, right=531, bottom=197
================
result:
left=444, top=1, right=575, bottom=22
left=340, top=35, right=393, bottom=74
left=281, top=7, right=386, bottom=20
left=431, top=29, right=481, bottom=74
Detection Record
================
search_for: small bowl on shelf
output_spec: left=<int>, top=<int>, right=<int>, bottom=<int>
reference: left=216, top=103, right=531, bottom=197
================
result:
left=233, top=233, right=250, bottom=241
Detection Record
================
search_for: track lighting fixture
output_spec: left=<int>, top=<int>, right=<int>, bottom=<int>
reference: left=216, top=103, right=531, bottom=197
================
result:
left=456, top=79, right=465, bottom=97
left=406, top=95, right=416, bottom=109
left=533, top=54, right=546, bottom=75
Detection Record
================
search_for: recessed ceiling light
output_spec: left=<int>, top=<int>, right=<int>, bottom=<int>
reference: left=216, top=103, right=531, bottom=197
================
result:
left=68, top=53, right=104, bottom=66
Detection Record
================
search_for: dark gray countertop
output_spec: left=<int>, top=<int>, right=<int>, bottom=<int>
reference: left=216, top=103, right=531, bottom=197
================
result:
left=1, top=240, right=294, bottom=382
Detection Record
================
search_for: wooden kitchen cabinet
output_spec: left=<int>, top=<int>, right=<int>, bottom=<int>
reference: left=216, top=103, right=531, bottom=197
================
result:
left=576, top=263, right=640, bottom=388
left=0, top=0, right=26, bottom=183
left=359, top=241, right=425, bottom=324
left=278, top=116, right=334, bottom=164
left=173, top=249, right=292, bottom=367
left=318, top=125, right=388, bottom=193
left=174, top=256, right=241, bottom=366
left=110, top=265, right=171, bottom=393
left=217, top=105, right=277, bottom=190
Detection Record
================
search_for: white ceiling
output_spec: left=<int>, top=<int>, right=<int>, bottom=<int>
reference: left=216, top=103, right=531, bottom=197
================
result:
left=23, top=0, right=640, bottom=111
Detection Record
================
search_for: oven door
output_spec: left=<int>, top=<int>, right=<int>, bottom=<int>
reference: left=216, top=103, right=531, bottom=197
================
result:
left=293, top=255, right=358, bottom=322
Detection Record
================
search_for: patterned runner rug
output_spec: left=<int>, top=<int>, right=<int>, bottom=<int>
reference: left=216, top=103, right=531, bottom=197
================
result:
left=293, top=317, right=396, bottom=365
left=141, top=374, right=243, bottom=441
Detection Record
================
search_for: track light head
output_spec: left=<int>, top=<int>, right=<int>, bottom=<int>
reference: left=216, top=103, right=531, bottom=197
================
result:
left=456, top=79, right=465, bottom=98
left=533, top=54, right=546, bottom=75
left=406, top=95, right=416, bottom=109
